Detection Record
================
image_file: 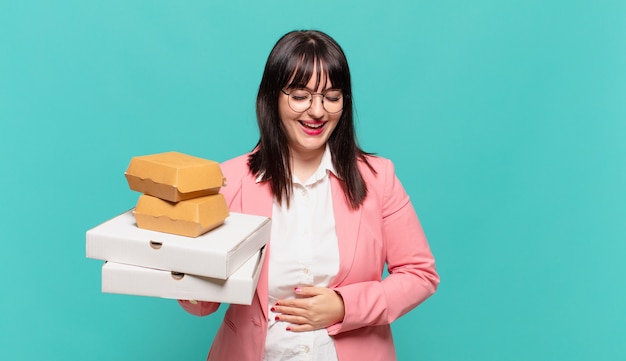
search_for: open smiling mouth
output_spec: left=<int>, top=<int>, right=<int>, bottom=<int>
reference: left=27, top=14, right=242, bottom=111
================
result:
left=299, top=121, right=325, bottom=129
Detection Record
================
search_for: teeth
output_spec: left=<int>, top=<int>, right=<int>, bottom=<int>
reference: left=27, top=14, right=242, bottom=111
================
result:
left=302, top=121, right=323, bottom=129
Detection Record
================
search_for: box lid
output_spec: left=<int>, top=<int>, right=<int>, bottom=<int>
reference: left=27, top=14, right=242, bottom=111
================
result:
left=86, top=210, right=271, bottom=279
left=101, top=247, right=265, bottom=305
left=125, top=151, right=226, bottom=202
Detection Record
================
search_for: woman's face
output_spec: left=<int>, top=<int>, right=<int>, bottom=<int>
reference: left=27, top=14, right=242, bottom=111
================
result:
left=278, top=72, right=342, bottom=159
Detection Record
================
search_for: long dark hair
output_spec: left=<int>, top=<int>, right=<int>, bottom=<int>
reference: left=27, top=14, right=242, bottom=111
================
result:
left=248, top=30, right=372, bottom=209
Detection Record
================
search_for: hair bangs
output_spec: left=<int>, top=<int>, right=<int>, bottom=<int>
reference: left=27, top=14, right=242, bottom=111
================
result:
left=284, top=45, right=344, bottom=92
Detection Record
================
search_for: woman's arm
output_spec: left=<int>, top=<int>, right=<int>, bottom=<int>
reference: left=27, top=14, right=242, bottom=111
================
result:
left=329, top=158, right=440, bottom=334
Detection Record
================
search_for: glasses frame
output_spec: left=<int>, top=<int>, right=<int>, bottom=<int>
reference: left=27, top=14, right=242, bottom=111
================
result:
left=280, top=88, right=344, bottom=114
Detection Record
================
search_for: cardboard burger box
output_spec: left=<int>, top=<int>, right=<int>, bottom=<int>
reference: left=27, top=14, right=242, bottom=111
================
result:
left=125, top=151, right=226, bottom=203
left=134, top=193, right=230, bottom=238
left=101, top=247, right=265, bottom=305
left=86, top=210, right=271, bottom=279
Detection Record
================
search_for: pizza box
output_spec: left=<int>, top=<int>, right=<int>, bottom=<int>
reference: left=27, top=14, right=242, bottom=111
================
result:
left=87, top=210, right=270, bottom=279
left=102, top=247, right=264, bottom=305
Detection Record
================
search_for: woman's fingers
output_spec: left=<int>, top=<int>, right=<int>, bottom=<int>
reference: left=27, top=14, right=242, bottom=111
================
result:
left=273, top=286, right=345, bottom=332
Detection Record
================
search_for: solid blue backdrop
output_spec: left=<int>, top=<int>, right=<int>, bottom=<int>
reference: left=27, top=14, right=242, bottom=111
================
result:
left=1, top=1, right=624, bottom=360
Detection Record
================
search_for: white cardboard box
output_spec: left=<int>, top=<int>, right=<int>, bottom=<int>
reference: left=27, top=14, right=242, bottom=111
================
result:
left=102, top=248, right=265, bottom=305
left=87, top=210, right=271, bottom=279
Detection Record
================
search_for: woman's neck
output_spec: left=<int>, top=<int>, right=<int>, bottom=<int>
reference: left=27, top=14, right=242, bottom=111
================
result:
left=290, top=147, right=325, bottom=183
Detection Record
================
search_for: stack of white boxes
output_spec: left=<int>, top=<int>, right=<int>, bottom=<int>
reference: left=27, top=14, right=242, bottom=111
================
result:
left=86, top=152, right=271, bottom=305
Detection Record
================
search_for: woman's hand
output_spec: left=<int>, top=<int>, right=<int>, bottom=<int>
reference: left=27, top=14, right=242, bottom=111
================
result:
left=272, top=286, right=345, bottom=332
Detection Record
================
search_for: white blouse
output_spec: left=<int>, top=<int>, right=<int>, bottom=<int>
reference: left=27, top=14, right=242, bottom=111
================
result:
left=263, top=147, right=340, bottom=361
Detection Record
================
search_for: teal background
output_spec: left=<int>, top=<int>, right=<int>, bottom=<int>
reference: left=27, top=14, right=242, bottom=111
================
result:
left=1, top=1, right=624, bottom=360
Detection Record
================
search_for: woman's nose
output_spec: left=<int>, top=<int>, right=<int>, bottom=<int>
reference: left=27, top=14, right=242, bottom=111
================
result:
left=307, top=94, right=325, bottom=117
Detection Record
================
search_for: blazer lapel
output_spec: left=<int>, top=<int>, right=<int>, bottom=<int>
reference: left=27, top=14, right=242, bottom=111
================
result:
left=329, top=174, right=362, bottom=287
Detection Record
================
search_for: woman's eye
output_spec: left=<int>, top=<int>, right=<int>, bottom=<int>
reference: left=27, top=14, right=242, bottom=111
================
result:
left=325, top=93, right=342, bottom=102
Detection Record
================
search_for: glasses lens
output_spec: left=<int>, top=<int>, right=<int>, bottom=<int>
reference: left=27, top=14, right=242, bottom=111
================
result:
left=287, top=90, right=312, bottom=112
left=322, top=91, right=343, bottom=113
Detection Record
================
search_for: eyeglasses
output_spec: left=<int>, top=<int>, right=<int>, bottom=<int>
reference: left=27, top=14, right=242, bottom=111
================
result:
left=281, top=88, right=344, bottom=114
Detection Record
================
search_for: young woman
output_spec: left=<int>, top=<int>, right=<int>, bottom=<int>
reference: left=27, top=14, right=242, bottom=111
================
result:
left=179, top=29, right=439, bottom=361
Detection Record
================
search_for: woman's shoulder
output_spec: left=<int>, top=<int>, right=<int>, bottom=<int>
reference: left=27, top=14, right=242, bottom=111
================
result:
left=357, top=153, right=395, bottom=179
left=220, top=153, right=253, bottom=185
left=358, top=154, right=409, bottom=209
left=220, top=153, right=250, bottom=170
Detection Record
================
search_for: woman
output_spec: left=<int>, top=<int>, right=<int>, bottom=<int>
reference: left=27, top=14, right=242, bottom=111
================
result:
left=179, top=29, right=439, bottom=361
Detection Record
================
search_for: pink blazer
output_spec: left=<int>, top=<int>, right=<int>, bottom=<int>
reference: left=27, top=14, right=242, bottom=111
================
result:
left=179, top=153, right=439, bottom=361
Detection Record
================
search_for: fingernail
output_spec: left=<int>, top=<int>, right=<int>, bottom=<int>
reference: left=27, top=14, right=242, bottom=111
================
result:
left=286, top=327, right=291, bottom=331
left=275, top=302, right=280, bottom=306
left=270, top=307, right=275, bottom=312
left=294, top=287, right=301, bottom=293
left=275, top=316, right=280, bottom=321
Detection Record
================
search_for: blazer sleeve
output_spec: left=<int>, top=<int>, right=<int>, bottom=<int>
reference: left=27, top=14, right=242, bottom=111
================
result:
left=329, top=158, right=440, bottom=334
